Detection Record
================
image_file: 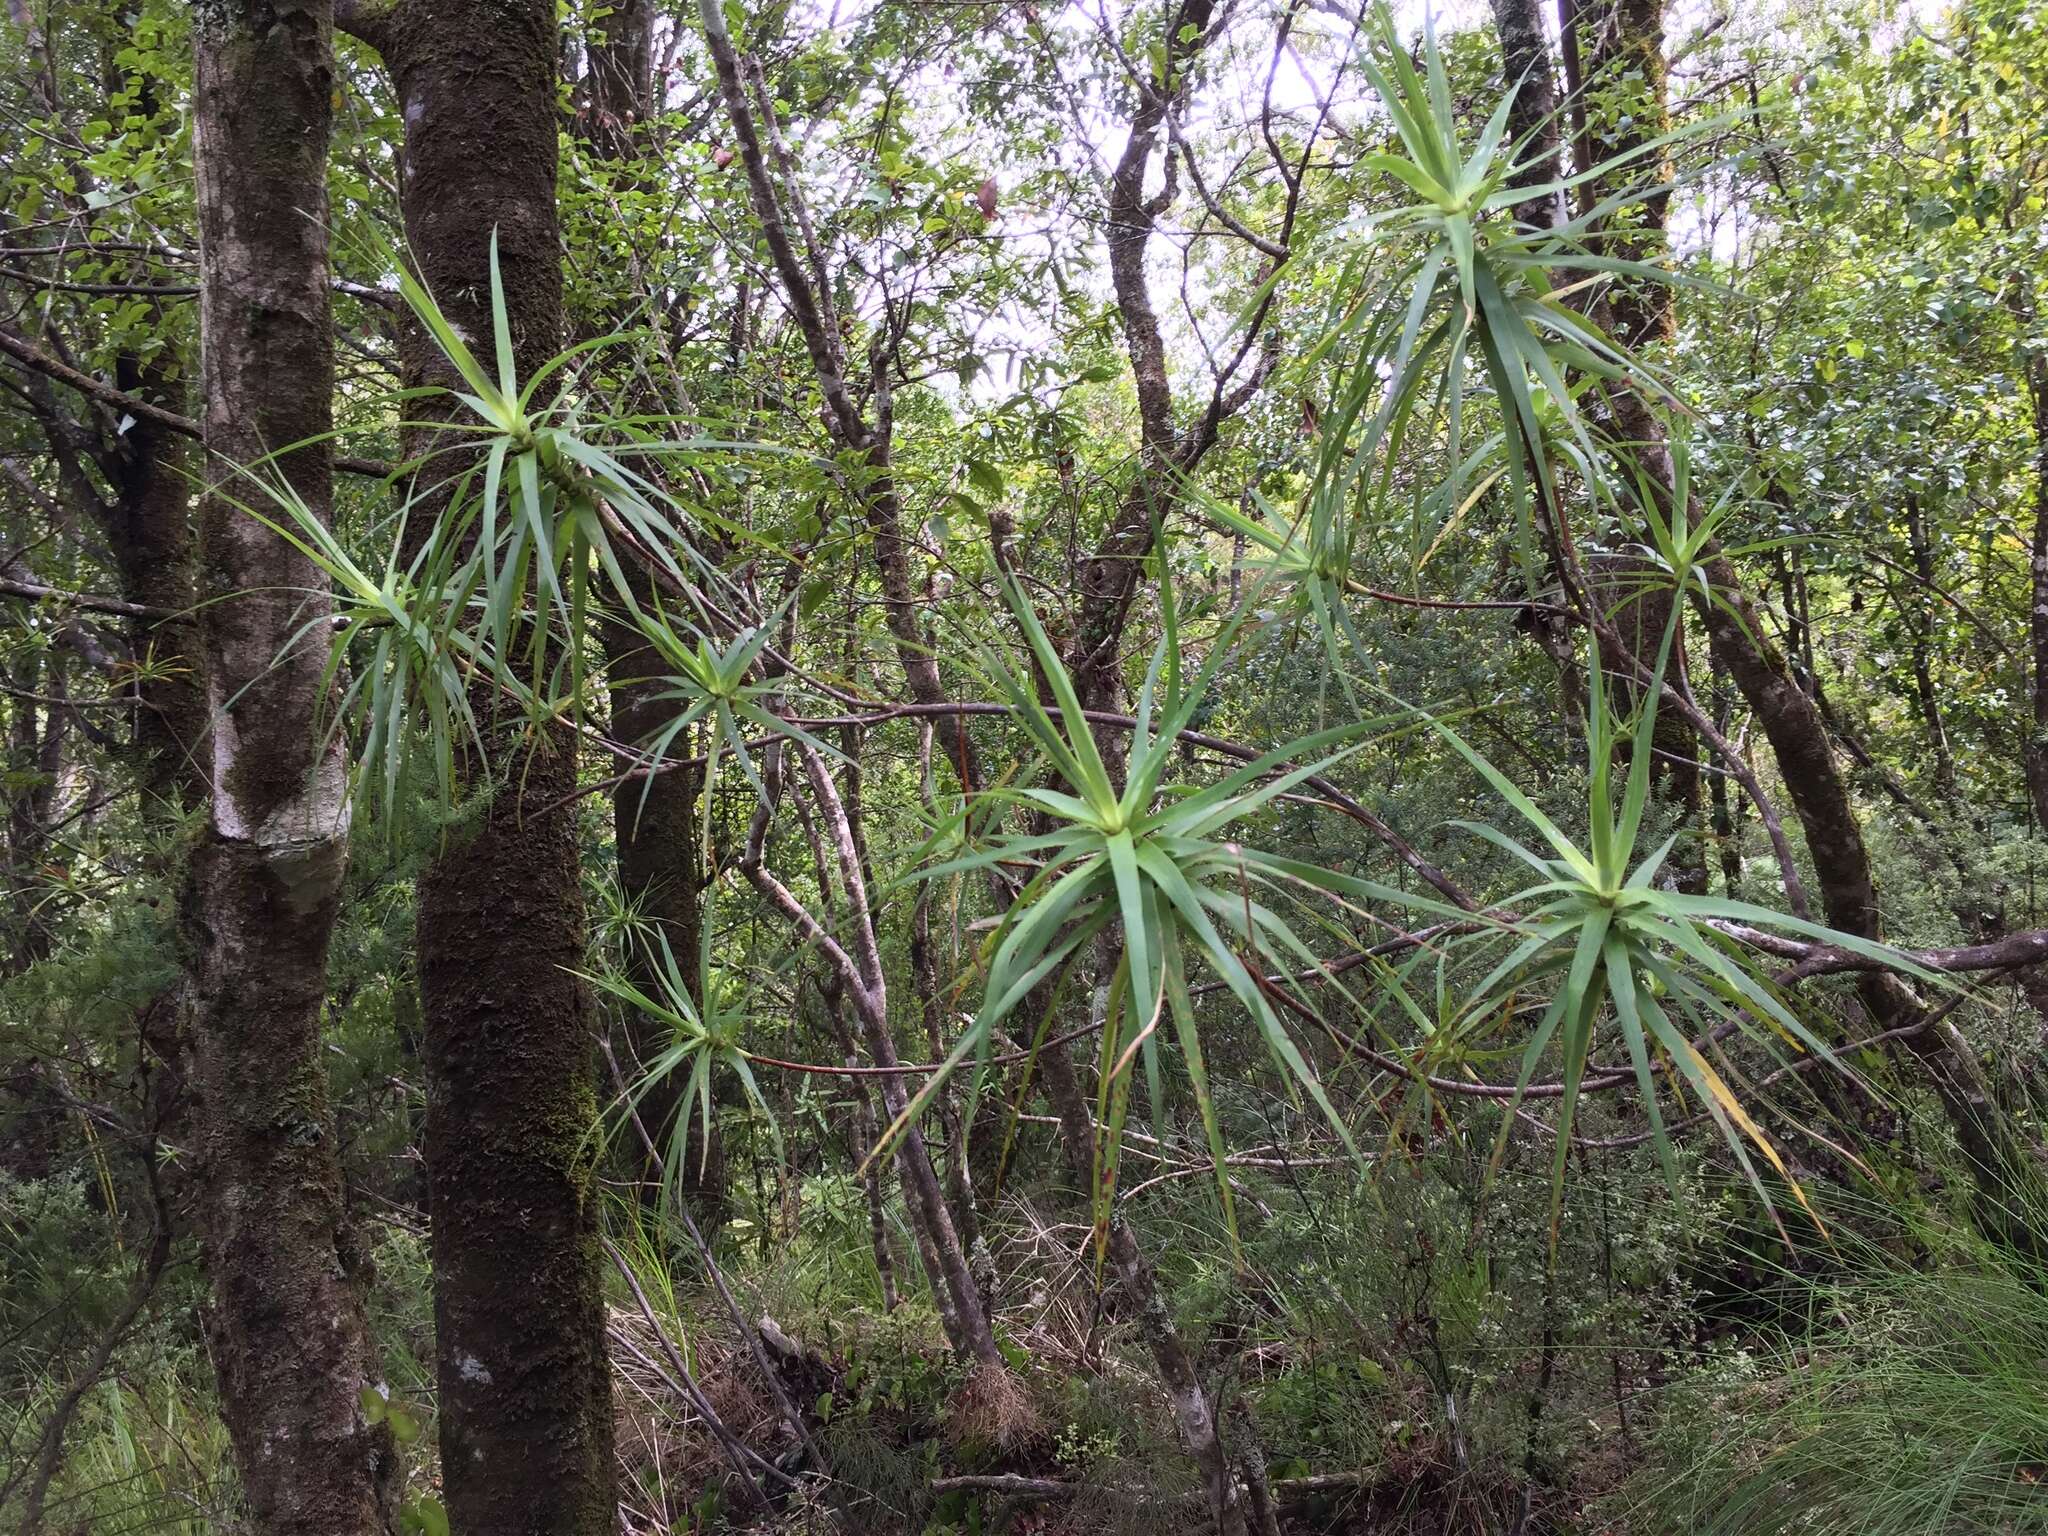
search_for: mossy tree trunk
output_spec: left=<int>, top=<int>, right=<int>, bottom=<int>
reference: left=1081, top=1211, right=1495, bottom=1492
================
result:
left=186, top=3, right=396, bottom=1531
left=340, top=1, right=616, bottom=1530
left=103, top=345, right=206, bottom=810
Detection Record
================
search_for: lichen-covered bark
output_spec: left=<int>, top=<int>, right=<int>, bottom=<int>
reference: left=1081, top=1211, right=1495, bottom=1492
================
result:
left=412, top=721, right=612, bottom=1535
left=344, top=1, right=616, bottom=1528
left=187, top=3, right=395, bottom=1532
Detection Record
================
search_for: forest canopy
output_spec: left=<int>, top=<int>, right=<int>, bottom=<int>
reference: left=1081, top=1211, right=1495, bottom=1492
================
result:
left=2, top=0, right=2046, bottom=1533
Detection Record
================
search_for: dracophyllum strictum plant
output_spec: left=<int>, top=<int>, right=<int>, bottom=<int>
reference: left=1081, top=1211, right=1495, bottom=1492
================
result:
left=880, top=564, right=1434, bottom=1252
left=248, top=233, right=811, bottom=827
left=585, top=882, right=781, bottom=1214
left=624, top=591, right=843, bottom=857
left=1306, top=3, right=1720, bottom=596
left=1199, top=3, right=1713, bottom=689
left=1336, top=619, right=1935, bottom=1239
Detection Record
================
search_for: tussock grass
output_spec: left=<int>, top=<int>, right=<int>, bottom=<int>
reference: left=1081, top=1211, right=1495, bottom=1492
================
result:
left=1630, top=1189, right=2048, bottom=1536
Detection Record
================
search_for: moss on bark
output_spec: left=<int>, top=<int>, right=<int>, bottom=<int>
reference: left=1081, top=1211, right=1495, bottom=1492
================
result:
left=359, top=2, right=617, bottom=1528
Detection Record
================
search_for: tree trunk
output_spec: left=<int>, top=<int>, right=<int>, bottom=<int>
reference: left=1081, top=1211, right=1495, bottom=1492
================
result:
left=1488, top=0, right=1569, bottom=230
left=582, top=0, right=652, bottom=159
left=3, top=642, right=67, bottom=971
left=574, top=15, right=722, bottom=1220
left=2022, top=328, right=2048, bottom=832
left=1708, top=660, right=1744, bottom=896
left=1560, top=0, right=1705, bottom=891
left=815, top=975, right=904, bottom=1312
left=848, top=980, right=1001, bottom=1365
left=1901, top=494, right=1958, bottom=799
left=342, top=1, right=616, bottom=1528
left=105, top=346, right=207, bottom=808
left=186, top=4, right=396, bottom=1531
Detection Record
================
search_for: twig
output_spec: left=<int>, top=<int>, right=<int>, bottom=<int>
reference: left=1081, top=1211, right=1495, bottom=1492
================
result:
left=0, top=323, right=390, bottom=478
left=0, top=575, right=172, bottom=620
left=599, top=1236, right=784, bottom=1503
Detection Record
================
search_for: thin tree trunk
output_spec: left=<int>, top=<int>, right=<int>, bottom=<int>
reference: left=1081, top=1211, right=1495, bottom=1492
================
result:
left=2022, top=328, right=2048, bottom=831
left=186, top=4, right=396, bottom=1531
left=912, top=874, right=983, bottom=1258
left=1556, top=0, right=1705, bottom=891
left=3, top=643, right=65, bottom=971
left=848, top=984, right=998, bottom=1363
left=1902, top=494, right=1957, bottom=799
left=1708, top=661, right=1743, bottom=896
left=104, top=346, right=206, bottom=808
left=912, top=724, right=984, bottom=1258
left=745, top=745, right=1003, bottom=1369
left=608, top=617, right=715, bottom=1211
left=340, top=2, right=615, bottom=1528
left=577, top=7, right=721, bottom=1221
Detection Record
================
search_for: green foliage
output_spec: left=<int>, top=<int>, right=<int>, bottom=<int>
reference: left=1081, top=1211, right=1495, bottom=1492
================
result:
left=1308, top=3, right=1695, bottom=592
left=1365, top=630, right=1926, bottom=1236
left=626, top=592, right=841, bottom=820
left=247, top=235, right=770, bottom=826
left=6, top=1, right=2048, bottom=1532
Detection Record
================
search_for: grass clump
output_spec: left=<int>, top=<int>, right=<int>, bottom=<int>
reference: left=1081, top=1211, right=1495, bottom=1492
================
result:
left=1630, top=1192, right=2048, bottom=1536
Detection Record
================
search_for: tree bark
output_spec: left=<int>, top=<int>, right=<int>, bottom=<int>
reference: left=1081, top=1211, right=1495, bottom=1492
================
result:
left=343, top=1, right=616, bottom=1528
left=608, top=625, right=715, bottom=1210
left=105, top=346, right=207, bottom=807
left=1901, top=494, right=1957, bottom=799
left=576, top=1, right=721, bottom=1220
left=186, top=4, right=396, bottom=1532
left=1488, top=0, right=1569, bottom=230
left=1560, top=0, right=1705, bottom=891
left=2022, top=319, right=2048, bottom=832
left=582, top=0, right=653, bottom=160
left=2, top=642, right=67, bottom=972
